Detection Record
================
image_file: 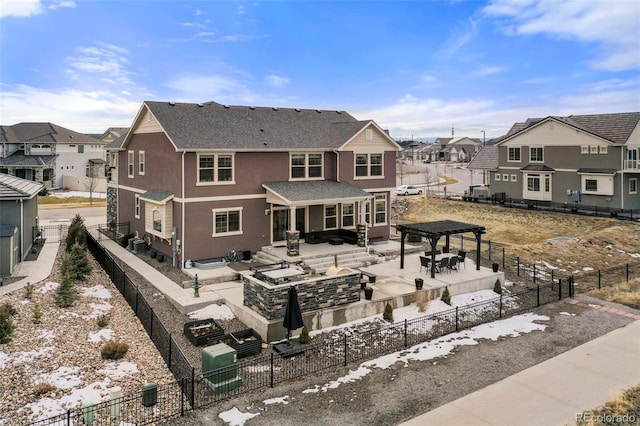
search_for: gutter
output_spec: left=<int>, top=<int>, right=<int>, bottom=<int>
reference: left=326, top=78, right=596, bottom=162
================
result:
left=333, top=150, right=340, bottom=182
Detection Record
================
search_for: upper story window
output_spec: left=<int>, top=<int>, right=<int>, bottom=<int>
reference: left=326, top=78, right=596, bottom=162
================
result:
left=581, top=146, right=589, bottom=154
left=590, top=146, right=598, bottom=154
left=508, top=147, right=521, bottom=162
left=198, top=153, right=234, bottom=185
left=291, top=153, right=323, bottom=180
left=530, top=147, right=544, bottom=162
left=78, top=145, right=84, bottom=154
left=599, top=145, right=607, bottom=154
left=128, top=151, right=134, bottom=178
left=138, top=151, right=145, bottom=175
left=355, top=153, right=383, bottom=178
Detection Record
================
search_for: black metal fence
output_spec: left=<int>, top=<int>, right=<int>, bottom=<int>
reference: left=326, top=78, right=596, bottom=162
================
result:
left=33, top=229, right=640, bottom=425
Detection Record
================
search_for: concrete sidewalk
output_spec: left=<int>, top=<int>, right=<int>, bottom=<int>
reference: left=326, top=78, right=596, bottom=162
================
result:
left=400, top=320, right=640, bottom=426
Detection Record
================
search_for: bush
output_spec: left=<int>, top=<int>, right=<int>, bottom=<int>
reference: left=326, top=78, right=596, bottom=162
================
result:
left=68, top=243, right=92, bottom=280
left=298, top=325, right=311, bottom=344
left=0, top=303, right=17, bottom=317
left=0, top=309, right=15, bottom=343
left=32, top=382, right=54, bottom=397
left=33, top=304, right=44, bottom=324
left=55, top=274, right=78, bottom=308
left=383, top=303, right=394, bottom=322
left=65, top=214, right=86, bottom=252
left=97, top=314, right=110, bottom=328
left=24, top=282, right=35, bottom=299
left=441, top=286, right=451, bottom=306
left=101, top=340, right=129, bottom=360
left=493, top=279, right=502, bottom=294
left=38, top=187, right=49, bottom=197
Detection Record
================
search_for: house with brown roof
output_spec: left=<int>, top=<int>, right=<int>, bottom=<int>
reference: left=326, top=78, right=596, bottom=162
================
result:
left=491, top=112, right=640, bottom=210
left=0, top=173, right=43, bottom=277
left=107, top=101, right=401, bottom=265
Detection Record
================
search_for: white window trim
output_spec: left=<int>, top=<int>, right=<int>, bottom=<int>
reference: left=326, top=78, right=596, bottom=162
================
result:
left=373, top=193, right=387, bottom=226
left=495, top=173, right=501, bottom=181
left=341, top=203, right=355, bottom=229
left=599, top=145, right=607, bottom=154
left=134, top=194, right=140, bottom=219
left=324, top=204, right=338, bottom=230
left=581, top=146, right=589, bottom=154
left=289, top=153, right=324, bottom=181
left=580, top=174, right=614, bottom=196
left=590, top=146, right=598, bottom=154
left=507, top=146, right=521, bottom=162
left=530, top=146, right=544, bottom=163
left=523, top=173, right=552, bottom=201
left=138, top=151, right=145, bottom=175
left=502, top=174, right=509, bottom=181
left=354, top=153, right=384, bottom=180
left=630, top=178, right=638, bottom=194
left=212, top=207, right=243, bottom=237
left=128, top=150, right=134, bottom=178
left=510, top=174, right=517, bottom=182
left=197, top=153, right=235, bottom=186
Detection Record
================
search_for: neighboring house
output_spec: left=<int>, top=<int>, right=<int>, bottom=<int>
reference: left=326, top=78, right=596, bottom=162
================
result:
left=0, top=122, right=105, bottom=189
left=491, top=112, right=640, bottom=210
left=467, top=145, right=499, bottom=186
left=107, top=101, right=401, bottom=265
left=423, top=137, right=481, bottom=162
left=0, top=173, right=43, bottom=277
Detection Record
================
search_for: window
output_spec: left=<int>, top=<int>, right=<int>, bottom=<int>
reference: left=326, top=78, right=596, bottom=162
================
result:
left=128, top=151, right=134, bottom=178
left=630, top=178, right=637, bottom=194
left=599, top=145, right=607, bottom=154
left=590, top=146, right=598, bottom=154
left=342, top=203, right=355, bottom=228
left=355, top=153, right=383, bottom=178
left=364, top=200, right=371, bottom=224
left=324, top=205, right=337, bottom=229
left=198, top=154, right=234, bottom=184
left=138, top=151, right=145, bottom=175
left=508, top=147, right=521, bottom=162
left=510, top=174, right=517, bottom=182
left=530, top=147, right=544, bottom=162
left=585, top=179, right=598, bottom=192
left=503, top=174, right=509, bottom=181
left=290, top=153, right=323, bottom=179
left=85, top=164, right=90, bottom=177
left=581, top=146, right=589, bottom=154
left=77, top=145, right=84, bottom=153
left=213, top=208, right=242, bottom=236
left=134, top=194, right=140, bottom=219
left=527, top=174, right=541, bottom=192
left=495, top=173, right=501, bottom=181
left=153, top=210, right=162, bottom=232
left=374, top=193, right=387, bottom=225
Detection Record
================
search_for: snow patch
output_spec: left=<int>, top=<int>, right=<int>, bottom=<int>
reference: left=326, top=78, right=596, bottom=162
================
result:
left=218, top=407, right=260, bottom=425
left=188, top=304, right=235, bottom=321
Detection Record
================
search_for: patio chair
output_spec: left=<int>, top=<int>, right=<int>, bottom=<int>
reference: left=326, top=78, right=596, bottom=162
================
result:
left=436, top=256, right=449, bottom=273
left=419, top=256, right=431, bottom=273
left=448, top=256, right=458, bottom=271
left=457, top=250, right=466, bottom=268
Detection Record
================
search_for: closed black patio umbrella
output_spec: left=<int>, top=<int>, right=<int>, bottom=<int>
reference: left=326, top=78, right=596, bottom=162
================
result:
left=283, top=285, right=304, bottom=344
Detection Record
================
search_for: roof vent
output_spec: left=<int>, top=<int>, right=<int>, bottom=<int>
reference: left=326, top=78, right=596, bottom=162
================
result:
left=169, top=102, right=175, bottom=106
left=260, top=128, right=264, bottom=132
left=249, top=106, right=255, bottom=110
left=224, top=105, right=230, bottom=109
left=272, top=107, right=278, bottom=111
left=295, top=108, right=301, bottom=112
left=316, top=110, right=321, bottom=113
left=197, top=103, right=203, bottom=107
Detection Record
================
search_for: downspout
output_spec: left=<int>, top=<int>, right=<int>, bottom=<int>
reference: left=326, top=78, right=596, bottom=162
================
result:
left=20, top=200, right=24, bottom=261
left=333, top=150, right=340, bottom=182
left=620, top=146, right=625, bottom=210
left=181, top=151, right=186, bottom=268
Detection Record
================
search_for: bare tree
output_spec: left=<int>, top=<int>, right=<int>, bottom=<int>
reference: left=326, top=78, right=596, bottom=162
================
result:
left=84, top=175, right=98, bottom=206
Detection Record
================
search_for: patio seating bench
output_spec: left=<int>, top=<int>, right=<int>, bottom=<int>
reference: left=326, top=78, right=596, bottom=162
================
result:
left=305, top=229, right=358, bottom=245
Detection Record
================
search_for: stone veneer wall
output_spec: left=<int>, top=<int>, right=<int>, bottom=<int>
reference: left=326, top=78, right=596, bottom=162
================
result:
left=106, top=187, right=118, bottom=226
left=243, top=272, right=361, bottom=320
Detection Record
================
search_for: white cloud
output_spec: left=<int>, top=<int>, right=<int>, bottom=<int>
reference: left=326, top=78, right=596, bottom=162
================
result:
left=484, top=0, right=640, bottom=71
left=66, top=43, right=133, bottom=85
left=49, top=1, right=75, bottom=11
left=473, top=66, right=508, bottom=76
left=265, top=74, right=290, bottom=88
left=0, top=0, right=43, bottom=18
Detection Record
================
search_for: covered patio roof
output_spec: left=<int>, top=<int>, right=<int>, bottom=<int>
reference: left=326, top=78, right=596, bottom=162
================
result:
left=396, top=220, right=486, bottom=278
left=262, top=180, right=372, bottom=206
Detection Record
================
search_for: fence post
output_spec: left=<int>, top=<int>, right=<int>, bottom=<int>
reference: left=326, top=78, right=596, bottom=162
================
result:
left=499, top=294, right=503, bottom=319
left=551, top=270, right=554, bottom=286
left=533, top=264, right=536, bottom=284
left=455, top=306, right=459, bottom=332
left=180, top=378, right=185, bottom=416
left=343, top=334, right=348, bottom=366
left=168, top=335, right=172, bottom=369
left=598, top=270, right=601, bottom=289
left=517, top=257, right=520, bottom=277
left=404, top=319, right=408, bottom=348
left=502, top=247, right=505, bottom=269
left=270, top=353, right=274, bottom=388
left=191, top=368, right=195, bottom=409
left=558, top=278, right=562, bottom=300
left=570, top=276, right=575, bottom=298
left=537, top=285, right=540, bottom=307
left=627, top=263, right=629, bottom=283
left=135, top=290, right=139, bottom=314
left=488, top=241, right=492, bottom=261
left=150, top=308, right=153, bottom=337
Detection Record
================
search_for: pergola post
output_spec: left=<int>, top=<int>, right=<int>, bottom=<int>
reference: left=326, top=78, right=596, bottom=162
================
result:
left=475, top=231, right=482, bottom=271
left=400, top=232, right=406, bottom=269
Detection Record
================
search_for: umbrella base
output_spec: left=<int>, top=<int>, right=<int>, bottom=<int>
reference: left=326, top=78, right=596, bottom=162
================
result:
left=273, top=340, right=306, bottom=357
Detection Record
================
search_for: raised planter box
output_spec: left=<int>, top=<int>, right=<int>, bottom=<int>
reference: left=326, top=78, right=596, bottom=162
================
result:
left=184, top=318, right=225, bottom=346
left=211, top=329, right=262, bottom=358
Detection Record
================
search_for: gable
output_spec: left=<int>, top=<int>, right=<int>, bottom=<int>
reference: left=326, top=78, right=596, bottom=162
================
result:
left=341, top=122, right=401, bottom=152
left=498, top=119, right=612, bottom=148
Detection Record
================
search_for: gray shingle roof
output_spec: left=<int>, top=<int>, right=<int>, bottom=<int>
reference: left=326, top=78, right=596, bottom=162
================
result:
left=0, top=151, right=57, bottom=167
left=143, top=101, right=373, bottom=151
left=0, top=122, right=101, bottom=143
left=139, top=189, right=174, bottom=204
left=467, top=146, right=498, bottom=171
left=505, top=113, right=640, bottom=144
left=520, top=164, right=556, bottom=172
left=577, top=168, right=617, bottom=174
left=263, top=180, right=371, bottom=204
left=0, top=224, right=17, bottom=237
left=0, top=173, right=43, bottom=199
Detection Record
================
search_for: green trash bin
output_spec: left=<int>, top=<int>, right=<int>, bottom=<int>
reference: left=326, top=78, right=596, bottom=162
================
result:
left=142, top=382, right=157, bottom=407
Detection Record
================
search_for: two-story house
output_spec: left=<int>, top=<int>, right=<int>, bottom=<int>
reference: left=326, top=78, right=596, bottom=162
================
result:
left=423, top=137, right=482, bottom=163
left=491, top=112, right=640, bottom=210
left=108, top=101, right=400, bottom=265
left=0, top=122, right=105, bottom=189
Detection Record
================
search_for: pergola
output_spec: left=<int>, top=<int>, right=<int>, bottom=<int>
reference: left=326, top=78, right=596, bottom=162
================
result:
left=396, top=220, right=486, bottom=278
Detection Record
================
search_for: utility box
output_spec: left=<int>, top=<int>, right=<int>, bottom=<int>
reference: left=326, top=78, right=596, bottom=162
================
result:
left=141, top=382, right=157, bottom=407
left=201, top=343, right=242, bottom=394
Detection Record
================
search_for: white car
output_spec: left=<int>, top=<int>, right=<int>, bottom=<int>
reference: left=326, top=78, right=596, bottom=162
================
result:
left=395, top=185, right=422, bottom=196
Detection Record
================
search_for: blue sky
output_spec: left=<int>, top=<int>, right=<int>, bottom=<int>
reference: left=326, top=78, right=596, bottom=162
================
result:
left=1, top=0, right=639, bottom=140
